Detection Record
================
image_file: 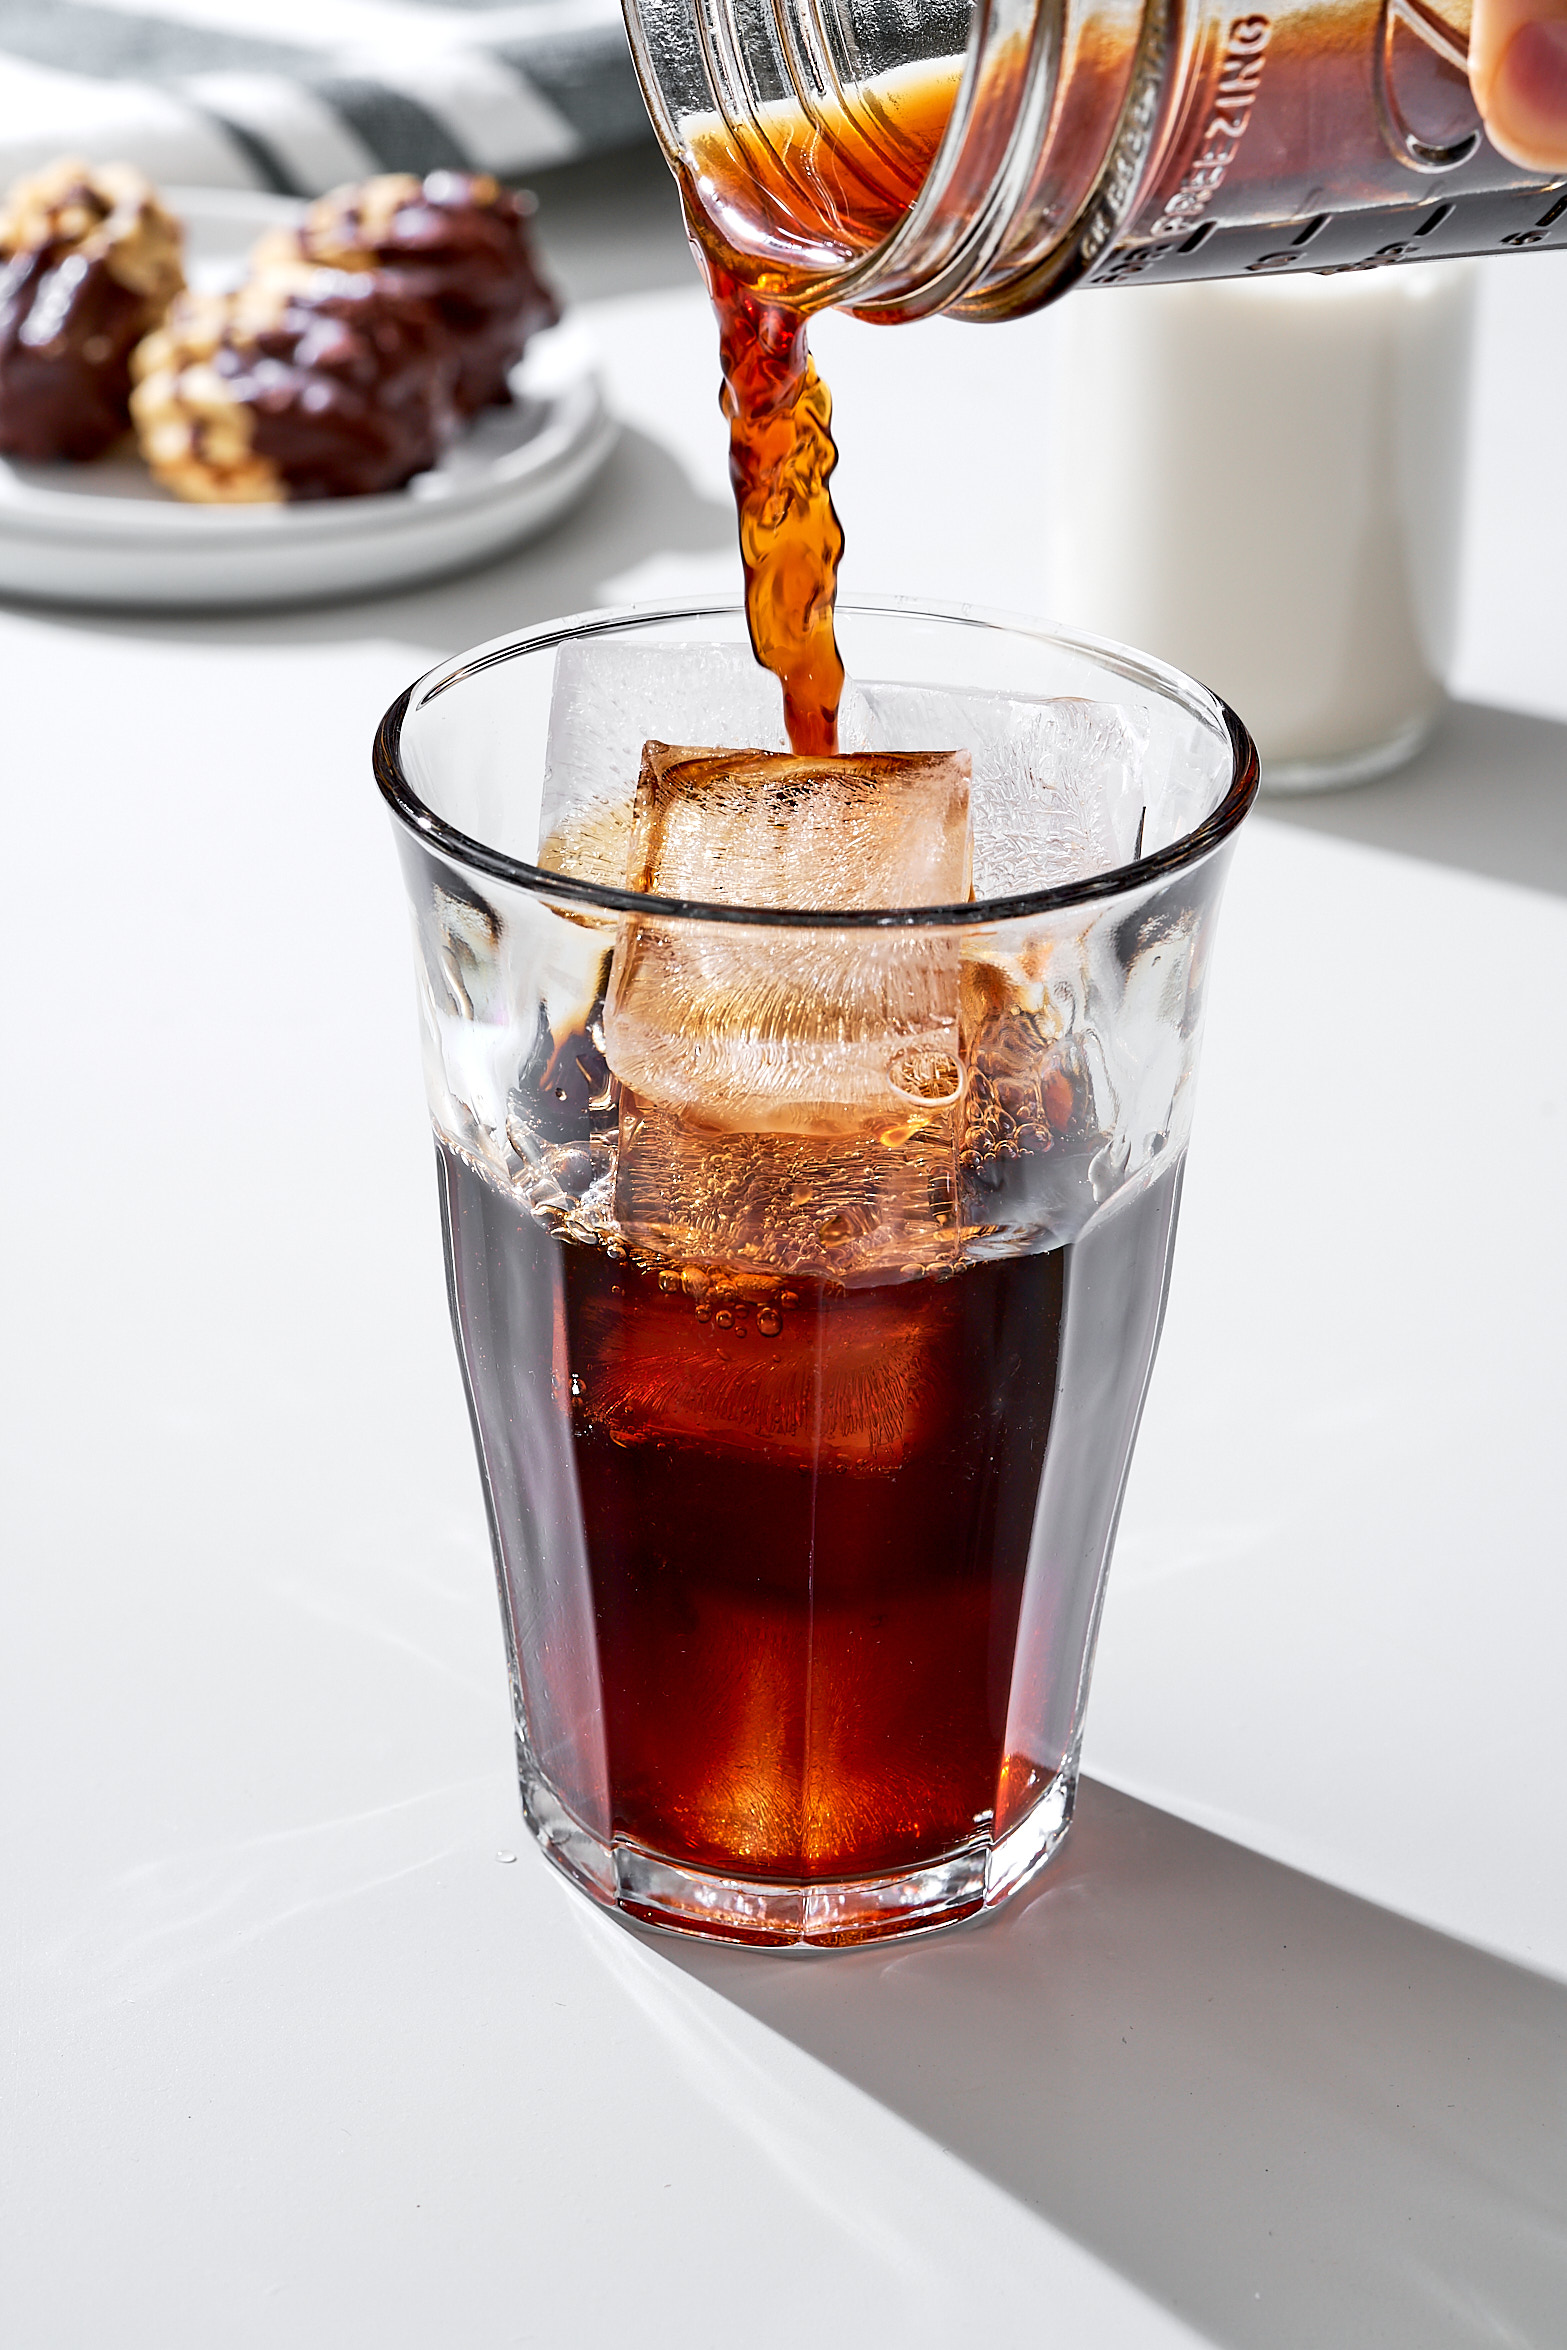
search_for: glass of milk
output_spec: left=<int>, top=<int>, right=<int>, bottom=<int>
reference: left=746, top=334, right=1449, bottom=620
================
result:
left=1048, top=263, right=1476, bottom=793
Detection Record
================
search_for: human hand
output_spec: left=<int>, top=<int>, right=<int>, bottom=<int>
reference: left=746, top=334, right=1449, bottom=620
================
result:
left=1471, top=0, right=1567, bottom=169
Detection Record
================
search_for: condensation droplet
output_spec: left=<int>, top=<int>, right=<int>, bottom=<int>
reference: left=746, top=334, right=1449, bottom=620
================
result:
left=569, top=1373, right=584, bottom=1398
left=554, top=1086, right=569, bottom=1102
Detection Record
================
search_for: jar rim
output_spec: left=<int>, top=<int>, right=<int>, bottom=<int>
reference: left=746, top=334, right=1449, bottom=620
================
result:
left=373, top=592, right=1259, bottom=930
left=625, top=0, right=1177, bottom=320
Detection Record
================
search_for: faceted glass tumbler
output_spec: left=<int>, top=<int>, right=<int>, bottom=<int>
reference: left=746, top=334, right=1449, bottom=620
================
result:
left=375, top=597, right=1257, bottom=1946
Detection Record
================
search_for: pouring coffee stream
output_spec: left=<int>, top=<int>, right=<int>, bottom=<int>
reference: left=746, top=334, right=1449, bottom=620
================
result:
left=623, top=0, right=1567, bottom=747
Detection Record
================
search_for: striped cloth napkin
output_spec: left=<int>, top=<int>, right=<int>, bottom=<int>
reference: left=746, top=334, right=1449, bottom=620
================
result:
left=0, top=0, right=654, bottom=199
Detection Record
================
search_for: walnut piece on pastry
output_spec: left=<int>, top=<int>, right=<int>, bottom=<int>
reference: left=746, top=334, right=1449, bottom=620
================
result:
left=258, top=170, right=561, bottom=415
left=0, top=159, right=184, bottom=461
left=131, top=263, right=460, bottom=503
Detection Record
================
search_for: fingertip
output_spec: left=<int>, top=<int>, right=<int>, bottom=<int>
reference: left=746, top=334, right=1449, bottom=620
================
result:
left=1487, top=17, right=1567, bottom=169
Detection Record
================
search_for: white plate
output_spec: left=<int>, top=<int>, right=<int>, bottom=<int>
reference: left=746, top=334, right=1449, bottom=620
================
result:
left=0, top=188, right=617, bottom=610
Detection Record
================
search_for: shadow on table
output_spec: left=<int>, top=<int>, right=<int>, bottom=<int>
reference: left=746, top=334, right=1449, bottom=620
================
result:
left=659, top=1780, right=1567, bottom=2350
left=1264, top=698, right=1567, bottom=900
left=13, top=421, right=735, bottom=658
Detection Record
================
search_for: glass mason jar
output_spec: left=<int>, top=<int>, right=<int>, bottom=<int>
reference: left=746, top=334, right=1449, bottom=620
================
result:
left=621, top=0, right=1567, bottom=320
left=377, top=596, right=1258, bottom=1944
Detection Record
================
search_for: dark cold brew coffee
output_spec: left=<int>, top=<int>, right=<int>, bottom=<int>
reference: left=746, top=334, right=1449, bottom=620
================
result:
left=439, top=1132, right=1182, bottom=1915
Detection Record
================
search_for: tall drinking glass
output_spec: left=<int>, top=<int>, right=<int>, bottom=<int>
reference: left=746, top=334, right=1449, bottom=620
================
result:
left=376, top=598, right=1257, bottom=1946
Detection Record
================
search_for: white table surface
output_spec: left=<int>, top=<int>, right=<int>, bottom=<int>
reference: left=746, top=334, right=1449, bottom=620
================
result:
left=4, top=245, right=1566, bottom=2350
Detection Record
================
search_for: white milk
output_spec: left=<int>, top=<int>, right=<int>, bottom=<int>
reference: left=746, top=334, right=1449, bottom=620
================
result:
left=1048, top=263, right=1476, bottom=790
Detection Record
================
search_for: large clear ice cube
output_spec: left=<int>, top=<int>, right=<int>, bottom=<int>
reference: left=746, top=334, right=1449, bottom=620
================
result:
left=622, top=739, right=972, bottom=912
left=604, top=741, right=971, bottom=1137
left=604, top=739, right=972, bottom=1273
left=859, top=682, right=1148, bottom=899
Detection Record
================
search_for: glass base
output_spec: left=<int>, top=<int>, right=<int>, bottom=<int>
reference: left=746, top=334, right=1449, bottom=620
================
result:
left=516, top=1738, right=1080, bottom=1948
left=1259, top=706, right=1438, bottom=796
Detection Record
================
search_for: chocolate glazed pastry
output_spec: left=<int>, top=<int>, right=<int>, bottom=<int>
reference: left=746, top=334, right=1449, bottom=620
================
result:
left=0, top=160, right=183, bottom=462
left=131, top=265, right=460, bottom=502
left=270, top=171, right=560, bottom=415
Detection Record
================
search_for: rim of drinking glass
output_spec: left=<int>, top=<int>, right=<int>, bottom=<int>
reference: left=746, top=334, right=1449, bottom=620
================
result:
left=373, top=594, right=1259, bottom=930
